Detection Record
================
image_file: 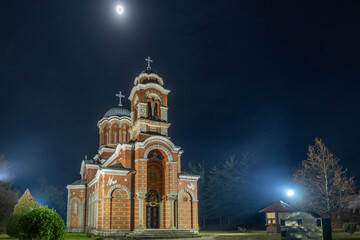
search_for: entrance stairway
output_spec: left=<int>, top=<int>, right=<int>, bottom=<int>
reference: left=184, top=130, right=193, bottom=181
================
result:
left=126, top=229, right=201, bottom=239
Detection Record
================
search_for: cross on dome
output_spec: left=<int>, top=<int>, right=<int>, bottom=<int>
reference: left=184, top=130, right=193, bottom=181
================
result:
left=116, top=91, right=125, bottom=107
left=145, top=56, right=153, bottom=69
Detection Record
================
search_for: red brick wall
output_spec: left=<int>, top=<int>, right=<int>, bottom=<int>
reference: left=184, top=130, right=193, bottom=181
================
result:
left=110, top=188, right=130, bottom=229
left=178, top=192, right=193, bottom=229
left=70, top=201, right=79, bottom=228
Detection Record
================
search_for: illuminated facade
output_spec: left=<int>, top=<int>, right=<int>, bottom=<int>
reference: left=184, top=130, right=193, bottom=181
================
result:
left=66, top=61, right=199, bottom=237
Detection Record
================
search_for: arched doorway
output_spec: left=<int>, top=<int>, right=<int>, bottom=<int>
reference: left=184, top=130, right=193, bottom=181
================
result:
left=146, top=189, right=160, bottom=228
left=146, top=150, right=164, bottom=228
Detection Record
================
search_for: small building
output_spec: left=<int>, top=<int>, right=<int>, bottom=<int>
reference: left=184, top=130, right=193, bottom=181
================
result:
left=280, top=212, right=332, bottom=240
left=259, top=200, right=296, bottom=233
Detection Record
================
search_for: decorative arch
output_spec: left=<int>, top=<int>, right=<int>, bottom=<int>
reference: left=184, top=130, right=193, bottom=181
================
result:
left=69, top=196, right=81, bottom=205
left=144, top=90, right=164, bottom=105
left=67, top=196, right=85, bottom=228
left=134, top=73, right=164, bottom=86
left=144, top=144, right=173, bottom=162
left=107, top=184, right=130, bottom=199
left=178, top=188, right=196, bottom=201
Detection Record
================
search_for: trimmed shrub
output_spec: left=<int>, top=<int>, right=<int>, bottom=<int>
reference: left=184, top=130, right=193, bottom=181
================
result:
left=343, top=222, right=357, bottom=235
left=6, top=214, right=20, bottom=237
left=18, top=206, right=66, bottom=240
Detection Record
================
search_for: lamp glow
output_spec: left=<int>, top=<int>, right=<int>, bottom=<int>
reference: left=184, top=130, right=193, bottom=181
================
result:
left=287, top=190, right=295, bottom=197
left=116, top=5, right=124, bottom=14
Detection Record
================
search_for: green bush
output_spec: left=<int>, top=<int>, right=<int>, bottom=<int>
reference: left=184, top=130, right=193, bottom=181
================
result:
left=6, top=214, right=21, bottom=237
left=343, top=222, right=357, bottom=235
left=18, top=206, right=66, bottom=240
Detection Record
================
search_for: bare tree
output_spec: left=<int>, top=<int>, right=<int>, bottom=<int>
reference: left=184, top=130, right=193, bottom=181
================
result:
left=294, top=138, right=354, bottom=220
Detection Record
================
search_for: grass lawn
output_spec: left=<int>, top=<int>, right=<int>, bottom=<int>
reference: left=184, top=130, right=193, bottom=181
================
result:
left=200, top=229, right=360, bottom=239
left=200, top=230, right=279, bottom=239
left=0, top=233, right=96, bottom=240
left=0, top=230, right=359, bottom=239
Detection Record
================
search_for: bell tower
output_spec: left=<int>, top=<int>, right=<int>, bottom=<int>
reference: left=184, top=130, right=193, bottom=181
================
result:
left=128, top=57, right=171, bottom=141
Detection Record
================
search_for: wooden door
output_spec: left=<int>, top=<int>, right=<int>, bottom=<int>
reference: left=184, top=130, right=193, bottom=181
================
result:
left=146, top=206, right=159, bottom=228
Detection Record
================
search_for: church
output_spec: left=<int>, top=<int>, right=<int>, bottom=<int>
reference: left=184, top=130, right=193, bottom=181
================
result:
left=66, top=58, right=199, bottom=237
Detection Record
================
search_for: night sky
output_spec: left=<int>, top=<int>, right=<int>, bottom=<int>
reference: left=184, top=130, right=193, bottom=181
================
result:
left=1, top=1, right=360, bottom=205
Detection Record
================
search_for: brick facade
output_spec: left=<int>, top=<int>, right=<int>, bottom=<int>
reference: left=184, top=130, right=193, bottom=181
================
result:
left=66, top=67, right=199, bottom=236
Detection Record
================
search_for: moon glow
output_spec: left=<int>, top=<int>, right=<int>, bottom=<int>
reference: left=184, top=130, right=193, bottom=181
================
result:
left=287, top=190, right=294, bottom=197
left=116, top=5, right=124, bottom=14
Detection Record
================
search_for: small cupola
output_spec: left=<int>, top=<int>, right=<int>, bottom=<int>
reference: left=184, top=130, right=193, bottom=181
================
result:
left=134, top=56, right=164, bottom=86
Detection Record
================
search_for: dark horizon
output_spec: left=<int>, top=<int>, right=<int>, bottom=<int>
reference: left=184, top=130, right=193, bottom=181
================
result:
left=1, top=0, right=360, bottom=209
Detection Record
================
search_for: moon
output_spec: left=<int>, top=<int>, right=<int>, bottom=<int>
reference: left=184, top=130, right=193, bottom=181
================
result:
left=116, top=5, right=124, bottom=14
left=287, top=189, right=295, bottom=197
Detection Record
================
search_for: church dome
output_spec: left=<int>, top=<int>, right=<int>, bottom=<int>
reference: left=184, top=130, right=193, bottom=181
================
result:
left=141, top=68, right=157, bottom=74
left=103, top=106, right=130, bottom=118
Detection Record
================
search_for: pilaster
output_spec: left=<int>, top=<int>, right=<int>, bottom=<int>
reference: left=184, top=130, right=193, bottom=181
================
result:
left=166, top=193, right=177, bottom=229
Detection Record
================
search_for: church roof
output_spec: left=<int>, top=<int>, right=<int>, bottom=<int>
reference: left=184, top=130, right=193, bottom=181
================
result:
left=107, top=163, right=125, bottom=169
left=259, top=200, right=297, bottom=213
left=69, top=179, right=87, bottom=185
left=142, top=68, right=157, bottom=74
left=103, top=106, right=131, bottom=118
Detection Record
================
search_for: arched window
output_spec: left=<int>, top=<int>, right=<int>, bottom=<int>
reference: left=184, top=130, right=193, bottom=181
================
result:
left=146, top=94, right=161, bottom=120
left=147, top=150, right=164, bottom=161
left=73, top=201, right=78, bottom=215
left=147, top=189, right=160, bottom=206
left=114, top=132, right=117, bottom=144
left=122, top=125, right=127, bottom=143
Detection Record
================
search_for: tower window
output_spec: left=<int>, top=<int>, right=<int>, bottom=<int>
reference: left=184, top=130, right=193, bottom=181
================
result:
left=146, top=95, right=160, bottom=120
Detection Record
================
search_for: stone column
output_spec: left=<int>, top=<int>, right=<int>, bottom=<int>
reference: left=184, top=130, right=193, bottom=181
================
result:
left=166, top=193, right=177, bottom=229
left=136, top=191, right=147, bottom=229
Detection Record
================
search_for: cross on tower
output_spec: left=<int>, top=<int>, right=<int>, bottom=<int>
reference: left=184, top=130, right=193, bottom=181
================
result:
left=116, top=91, right=125, bottom=107
left=145, top=56, right=153, bottom=69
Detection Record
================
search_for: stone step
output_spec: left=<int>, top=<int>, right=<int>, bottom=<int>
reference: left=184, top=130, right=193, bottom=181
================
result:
left=126, top=229, right=200, bottom=239
left=127, top=235, right=201, bottom=239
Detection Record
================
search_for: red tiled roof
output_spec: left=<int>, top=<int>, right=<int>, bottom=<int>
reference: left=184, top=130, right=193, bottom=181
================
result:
left=259, top=200, right=296, bottom=213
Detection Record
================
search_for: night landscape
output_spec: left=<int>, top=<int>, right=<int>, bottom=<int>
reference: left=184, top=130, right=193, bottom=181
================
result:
left=1, top=1, right=360, bottom=239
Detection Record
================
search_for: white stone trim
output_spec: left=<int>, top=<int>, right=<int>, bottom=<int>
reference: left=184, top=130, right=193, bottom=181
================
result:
left=101, top=144, right=122, bottom=167
left=107, top=184, right=131, bottom=199
left=67, top=185, right=86, bottom=190
left=101, top=169, right=131, bottom=176
left=144, top=90, right=164, bottom=104
left=160, top=106, right=168, bottom=122
left=86, top=164, right=100, bottom=169
left=138, top=102, right=147, bottom=118
left=133, top=73, right=164, bottom=86
left=166, top=161, right=178, bottom=165
left=179, top=175, right=200, bottom=180
left=129, top=83, right=170, bottom=101
left=80, top=161, right=85, bottom=177
left=80, top=162, right=100, bottom=179
left=134, top=158, right=148, bottom=162
left=98, top=147, right=116, bottom=155
left=101, top=143, right=132, bottom=168
left=88, top=173, right=99, bottom=188
left=97, top=116, right=131, bottom=127
left=144, top=144, right=173, bottom=162
left=135, top=136, right=180, bottom=152
left=178, top=188, right=196, bottom=201
left=160, top=127, right=168, bottom=136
